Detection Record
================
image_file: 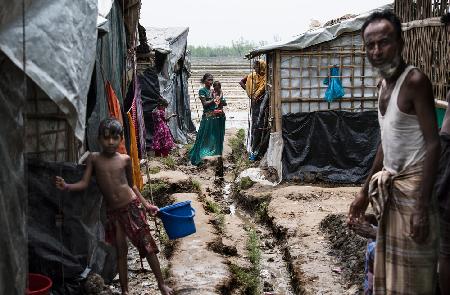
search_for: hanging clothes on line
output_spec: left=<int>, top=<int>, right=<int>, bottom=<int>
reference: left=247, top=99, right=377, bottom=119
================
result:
left=127, top=112, right=144, bottom=190
left=105, top=80, right=127, bottom=154
left=131, top=75, right=147, bottom=158
left=323, top=66, right=345, bottom=102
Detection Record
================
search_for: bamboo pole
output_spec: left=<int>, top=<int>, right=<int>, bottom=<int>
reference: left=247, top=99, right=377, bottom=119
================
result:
left=274, top=50, right=282, bottom=132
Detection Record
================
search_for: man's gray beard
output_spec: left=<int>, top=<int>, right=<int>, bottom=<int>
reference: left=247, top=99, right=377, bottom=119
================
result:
left=376, top=56, right=401, bottom=79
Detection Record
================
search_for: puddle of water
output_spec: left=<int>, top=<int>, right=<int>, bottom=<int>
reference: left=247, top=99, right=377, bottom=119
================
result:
left=223, top=183, right=236, bottom=215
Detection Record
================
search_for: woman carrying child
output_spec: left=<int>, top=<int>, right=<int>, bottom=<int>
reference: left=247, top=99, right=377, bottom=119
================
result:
left=151, top=98, right=176, bottom=157
left=189, top=73, right=227, bottom=166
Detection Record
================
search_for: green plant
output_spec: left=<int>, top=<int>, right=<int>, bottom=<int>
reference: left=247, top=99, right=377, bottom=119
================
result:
left=256, top=200, right=269, bottom=221
left=205, top=199, right=221, bottom=214
left=148, top=166, right=161, bottom=174
left=161, top=266, right=171, bottom=279
left=161, top=155, right=176, bottom=169
left=239, top=176, right=255, bottom=190
left=185, top=143, right=193, bottom=152
left=247, top=229, right=261, bottom=267
left=141, top=181, right=169, bottom=199
left=191, top=179, right=202, bottom=193
left=229, top=264, right=260, bottom=295
left=204, top=199, right=225, bottom=233
left=158, top=229, right=176, bottom=258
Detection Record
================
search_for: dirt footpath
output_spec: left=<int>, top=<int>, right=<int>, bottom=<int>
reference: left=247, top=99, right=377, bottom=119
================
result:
left=116, top=129, right=368, bottom=295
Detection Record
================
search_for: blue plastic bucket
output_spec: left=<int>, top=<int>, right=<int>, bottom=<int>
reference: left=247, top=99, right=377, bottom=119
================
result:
left=159, top=201, right=196, bottom=240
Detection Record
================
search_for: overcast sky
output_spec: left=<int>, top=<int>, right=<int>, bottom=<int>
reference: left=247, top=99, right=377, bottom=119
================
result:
left=140, top=0, right=392, bottom=47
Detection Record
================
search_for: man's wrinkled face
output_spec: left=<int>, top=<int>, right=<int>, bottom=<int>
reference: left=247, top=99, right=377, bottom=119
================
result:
left=363, top=19, right=403, bottom=78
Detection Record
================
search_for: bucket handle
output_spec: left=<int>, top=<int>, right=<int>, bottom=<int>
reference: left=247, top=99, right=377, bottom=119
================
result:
left=159, top=208, right=196, bottom=219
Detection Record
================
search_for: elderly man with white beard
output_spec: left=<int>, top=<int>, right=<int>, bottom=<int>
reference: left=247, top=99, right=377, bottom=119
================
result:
left=347, top=10, right=441, bottom=295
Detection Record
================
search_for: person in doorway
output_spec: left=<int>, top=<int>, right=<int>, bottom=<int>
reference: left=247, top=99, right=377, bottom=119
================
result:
left=151, top=98, right=176, bottom=157
left=55, top=118, right=173, bottom=295
left=239, top=60, right=267, bottom=160
left=348, top=10, right=440, bottom=294
left=436, top=13, right=450, bottom=294
left=189, top=73, right=226, bottom=167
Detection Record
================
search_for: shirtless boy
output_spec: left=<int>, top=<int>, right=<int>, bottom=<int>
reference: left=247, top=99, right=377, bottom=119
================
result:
left=56, top=118, right=173, bottom=295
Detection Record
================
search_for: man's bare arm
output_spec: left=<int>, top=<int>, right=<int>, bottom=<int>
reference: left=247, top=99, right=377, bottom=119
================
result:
left=410, top=70, right=440, bottom=243
left=411, top=72, right=440, bottom=204
left=348, top=143, right=384, bottom=223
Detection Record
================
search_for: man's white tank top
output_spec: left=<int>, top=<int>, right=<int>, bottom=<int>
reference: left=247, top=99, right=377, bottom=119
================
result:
left=378, top=65, right=426, bottom=174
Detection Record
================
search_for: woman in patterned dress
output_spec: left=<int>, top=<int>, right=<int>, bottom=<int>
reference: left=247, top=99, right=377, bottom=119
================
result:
left=151, top=98, right=176, bottom=157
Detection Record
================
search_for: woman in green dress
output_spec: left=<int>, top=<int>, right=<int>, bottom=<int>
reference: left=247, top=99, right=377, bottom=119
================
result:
left=189, top=73, right=226, bottom=166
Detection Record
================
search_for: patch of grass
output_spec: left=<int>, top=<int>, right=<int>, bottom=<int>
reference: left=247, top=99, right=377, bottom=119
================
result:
left=191, top=179, right=202, bottom=193
left=256, top=200, right=269, bottom=221
left=161, top=155, right=176, bottom=170
left=185, top=143, right=193, bottom=153
left=229, top=129, right=246, bottom=160
left=141, top=181, right=169, bottom=200
left=159, top=229, right=176, bottom=258
left=205, top=199, right=221, bottom=214
left=247, top=228, right=261, bottom=267
left=228, top=227, right=262, bottom=294
left=161, top=265, right=171, bottom=279
left=148, top=166, right=161, bottom=174
left=229, top=129, right=252, bottom=177
left=229, top=264, right=260, bottom=295
left=239, top=176, right=255, bottom=190
left=204, top=199, right=225, bottom=233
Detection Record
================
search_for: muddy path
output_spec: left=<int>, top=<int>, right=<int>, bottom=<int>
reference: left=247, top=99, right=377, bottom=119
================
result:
left=117, top=128, right=368, bottom=295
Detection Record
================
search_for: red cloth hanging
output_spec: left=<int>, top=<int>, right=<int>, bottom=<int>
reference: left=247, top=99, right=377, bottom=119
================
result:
left=105, top=81, right=127, bottom=154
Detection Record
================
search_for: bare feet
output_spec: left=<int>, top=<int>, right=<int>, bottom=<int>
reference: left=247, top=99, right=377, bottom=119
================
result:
left=158, top=284, right=174, bottom=295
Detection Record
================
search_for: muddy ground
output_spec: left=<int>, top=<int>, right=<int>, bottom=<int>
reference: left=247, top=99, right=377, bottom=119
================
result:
left=104, top=128, right=368, bottom=295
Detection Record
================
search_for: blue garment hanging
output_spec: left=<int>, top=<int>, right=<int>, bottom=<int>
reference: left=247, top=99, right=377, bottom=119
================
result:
left=323, top=66, right=345, bottom=102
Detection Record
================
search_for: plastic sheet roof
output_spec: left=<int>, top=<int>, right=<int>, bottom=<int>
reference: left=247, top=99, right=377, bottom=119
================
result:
left=0, top=0, right=98, bottom=141
left=248, top=3, right=393, bottom=58
left=145, top=27, right=189, bottom=54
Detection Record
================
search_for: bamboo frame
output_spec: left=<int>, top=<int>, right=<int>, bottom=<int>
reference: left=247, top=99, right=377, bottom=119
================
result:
left=25, top=89, right=76, bottom=162
left=274, top=50, right=282, bottom=131
left=276, top=32, right=378, bottom=114
left=395, top=1, right=450, bottom=101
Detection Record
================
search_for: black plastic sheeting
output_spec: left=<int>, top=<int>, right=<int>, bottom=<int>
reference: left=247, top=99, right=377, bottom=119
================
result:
left=28, top=160, right=116, bottom=295
left=86, top=0, right=126, bottom=153
left=250, top=92, right=270, bottom=158
left=0, top=52, right=27, bottom=295
left=136, top=67, right=160, bottom=147
left=282, top=111, right=380, bottom=183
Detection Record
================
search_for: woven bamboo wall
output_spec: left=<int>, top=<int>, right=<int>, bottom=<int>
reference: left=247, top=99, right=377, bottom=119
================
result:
left=395, top=0, right=449, bottom=22
left=25, top=83, right=77, bottom=162
left=396, top=0, right=450, bottom=100
left=278, top=32, right=379, bottom=115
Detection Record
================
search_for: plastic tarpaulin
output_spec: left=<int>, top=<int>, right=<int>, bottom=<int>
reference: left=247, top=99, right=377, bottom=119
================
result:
left=248, top=4, right=392, bottom=58
left=28, top=160, right=116, bottom=295
left=0, top=0, right=98, bottom=141
left=0, top=53, right=27, bottom=295
left=146, top=27, right=195, bottom=143
left=87, top=0, right=127, bottom=152
left=260, top=132, right=284, bottom=182
left=137, top=67, right=161, bottom=147
left=282, top=111, right=380, bottom=183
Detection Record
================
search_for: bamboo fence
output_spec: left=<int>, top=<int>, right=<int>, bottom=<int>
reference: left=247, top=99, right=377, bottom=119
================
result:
left=396, top=0, right=450, bottom=100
